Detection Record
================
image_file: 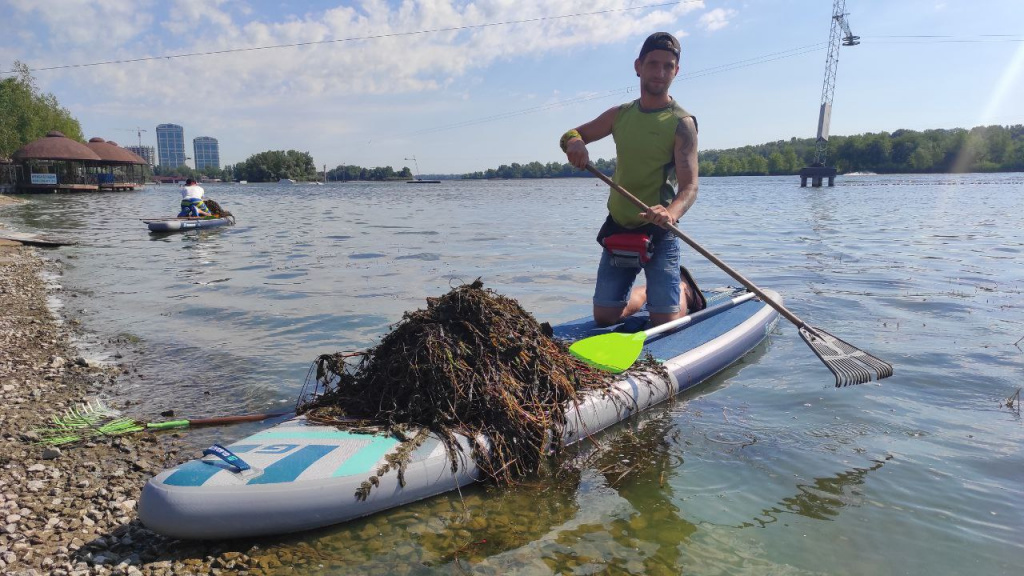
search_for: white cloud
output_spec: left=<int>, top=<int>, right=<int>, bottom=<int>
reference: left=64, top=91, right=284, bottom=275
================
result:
left=163, top=0, right=234, bottom=34
left=698, top=7, right=736, bottom=32
left=7, top=0, right=156, bottom=48
left=3, top=0, right=718, bottom=168
left=11, top=1, right=707, bottom=96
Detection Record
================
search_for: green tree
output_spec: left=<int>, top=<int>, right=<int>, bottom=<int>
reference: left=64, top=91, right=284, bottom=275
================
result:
left=890, top=130, right=918, bottom=167
left=767, top=152, right=787, bottom=175
left=323, top=163, right=410, bottom=181
left=715, top=154, right=740, bottom=176
left=864, top=132, right=893, bottom=167
left=985, top=126, right=1013, bottom=165
left=782, top=148, right=800, bottom=172
left=235, top=150, right=316, bottom=182
left=153, top=164, right=195, bottom=178
left=745, top=154, right=769, bottom=175
left=459, top=125, right=1024, bottom=179
left=909, top=145, right=937, bottom=172
left=0, top=61, right=84, bottom=158
left=201, top=165, right=222, bottom=179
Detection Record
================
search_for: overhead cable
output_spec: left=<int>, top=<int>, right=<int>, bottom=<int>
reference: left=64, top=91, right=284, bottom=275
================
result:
left=2, top=1, right=701, bottom=74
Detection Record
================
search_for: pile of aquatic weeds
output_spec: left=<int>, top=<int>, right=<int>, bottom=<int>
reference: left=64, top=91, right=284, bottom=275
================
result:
left=203, top=198, right=231, bottom=217
left=297, top=279, right=618, bottom=487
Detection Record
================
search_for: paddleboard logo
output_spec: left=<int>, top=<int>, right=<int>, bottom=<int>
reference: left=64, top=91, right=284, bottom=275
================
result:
left=202, top=444, right=251, bottom=472
left=251, top=444, right=299, bottom=454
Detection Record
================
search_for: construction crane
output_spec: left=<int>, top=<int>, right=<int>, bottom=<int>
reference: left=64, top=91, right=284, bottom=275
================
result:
left=117, top=126, right=148, bottom=148
left=800, top=0, right=859, bottom=187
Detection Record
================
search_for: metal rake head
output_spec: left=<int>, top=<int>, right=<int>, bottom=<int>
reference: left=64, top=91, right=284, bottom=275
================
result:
left=800, top=326, right=894, bottom=387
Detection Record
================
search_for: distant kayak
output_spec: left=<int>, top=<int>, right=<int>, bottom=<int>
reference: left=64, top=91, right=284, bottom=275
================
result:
left=138, top=287, right=779, bottom=539
left=144, top=215, right=235, bottom=232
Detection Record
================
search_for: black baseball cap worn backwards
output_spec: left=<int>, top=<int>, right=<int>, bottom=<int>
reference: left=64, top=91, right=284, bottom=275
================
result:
left=639, top=32, right=680, bottom=60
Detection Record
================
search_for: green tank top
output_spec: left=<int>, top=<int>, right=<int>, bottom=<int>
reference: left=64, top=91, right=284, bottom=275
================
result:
left=609, top=99, right=694, bottom=228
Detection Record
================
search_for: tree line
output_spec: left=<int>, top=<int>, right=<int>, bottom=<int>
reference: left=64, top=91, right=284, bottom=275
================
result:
left=164, top=126, right=1024, bottom=183
left=327, top=164, right=412, bottom=181
left=225, top=155, right=414, bottom=182
left=699, top=125, right=1024, bottom=176
left=5, top=63, right=1021, bottom=180
left=157, top=150, right=322, bottom=183
left=153, top=163, right=232, bottom=181
left=0, top=62, right=84, bottom=159
left=461, top=125, right=1024, bottom=179
left=230, top=150, right=318, bottom=182
left=461, top=158, right=617, bottom=179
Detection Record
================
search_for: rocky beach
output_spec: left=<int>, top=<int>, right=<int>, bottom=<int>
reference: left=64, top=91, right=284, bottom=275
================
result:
left=0, top=195, right=292, bottom=575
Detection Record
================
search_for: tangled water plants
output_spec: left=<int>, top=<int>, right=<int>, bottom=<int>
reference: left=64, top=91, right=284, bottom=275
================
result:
left=297, top=279, right=628, bottom=493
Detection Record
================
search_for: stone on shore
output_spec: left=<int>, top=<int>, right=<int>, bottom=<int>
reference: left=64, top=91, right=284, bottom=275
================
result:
left=0, top=241, right=286, bottom=574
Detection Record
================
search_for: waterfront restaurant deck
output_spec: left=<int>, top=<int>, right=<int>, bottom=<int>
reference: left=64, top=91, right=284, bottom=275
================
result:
left=8, top=131, right=148, bottom=193
left=84, top=138, right=148, bottom=191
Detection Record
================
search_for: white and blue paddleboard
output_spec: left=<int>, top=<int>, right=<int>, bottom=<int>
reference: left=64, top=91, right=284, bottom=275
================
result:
left=139, top=287, right=779, bottom=539
left=145, top=215, right=235, bottom=232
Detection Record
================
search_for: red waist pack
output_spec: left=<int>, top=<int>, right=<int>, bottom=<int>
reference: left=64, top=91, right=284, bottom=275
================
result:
left=602, top=233, right=654, bottom=268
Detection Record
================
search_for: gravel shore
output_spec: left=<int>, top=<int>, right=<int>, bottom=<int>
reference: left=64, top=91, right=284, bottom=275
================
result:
left=0, top=196, right=290, bottom=575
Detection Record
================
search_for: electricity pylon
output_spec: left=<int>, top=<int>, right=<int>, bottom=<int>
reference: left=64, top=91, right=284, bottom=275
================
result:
left=800, top=0, right=859, bottom=187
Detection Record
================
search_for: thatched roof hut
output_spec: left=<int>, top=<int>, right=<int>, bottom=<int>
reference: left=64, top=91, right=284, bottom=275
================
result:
left=13, top=131, right=101, bottom=162
left=84, top=138, right=148, bottom=190
left=11, top=131, right=148, bottom=192
left=85, top=138, right=147, bottom=164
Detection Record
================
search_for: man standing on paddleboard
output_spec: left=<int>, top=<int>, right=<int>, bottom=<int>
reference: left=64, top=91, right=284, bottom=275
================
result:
left=561, top=31, right=705, bottom=327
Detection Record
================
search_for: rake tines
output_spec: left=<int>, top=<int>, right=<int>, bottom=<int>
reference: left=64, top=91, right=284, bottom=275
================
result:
left=92, top=417, right=147, bottom=436
left=800, top=326, right=894, bottom=387
left=49, top=399, right=120, bottom=429
left=583, top=163, right=896, bottom=390
left=35, top=400, right=125, bottom=445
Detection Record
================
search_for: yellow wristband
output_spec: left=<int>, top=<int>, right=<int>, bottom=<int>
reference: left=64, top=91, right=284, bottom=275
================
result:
left=560, top=129, right=582, bottom=152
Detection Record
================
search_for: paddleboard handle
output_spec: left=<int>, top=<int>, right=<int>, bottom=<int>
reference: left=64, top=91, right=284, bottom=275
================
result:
left=202, top=444, right=251, bottom=473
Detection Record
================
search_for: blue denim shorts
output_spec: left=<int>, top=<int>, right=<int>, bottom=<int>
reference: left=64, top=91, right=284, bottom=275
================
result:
left=593, top=232, right=682, bottom=314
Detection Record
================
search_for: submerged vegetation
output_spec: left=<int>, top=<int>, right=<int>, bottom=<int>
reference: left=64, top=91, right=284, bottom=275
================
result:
left=297, top=280, right=620, bottom=493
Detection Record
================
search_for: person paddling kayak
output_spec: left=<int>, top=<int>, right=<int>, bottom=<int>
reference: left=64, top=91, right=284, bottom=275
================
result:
left=561, top=31, right=706, bottom=328
left=178, top=178, right=211, bottom=217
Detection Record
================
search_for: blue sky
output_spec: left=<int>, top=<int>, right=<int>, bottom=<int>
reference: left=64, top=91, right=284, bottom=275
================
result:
left=2, top=0, right=1022, bottom=173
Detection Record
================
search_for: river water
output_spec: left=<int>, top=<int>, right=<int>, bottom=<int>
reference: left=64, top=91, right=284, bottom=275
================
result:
left=2, top=173, right=1022, bottom=575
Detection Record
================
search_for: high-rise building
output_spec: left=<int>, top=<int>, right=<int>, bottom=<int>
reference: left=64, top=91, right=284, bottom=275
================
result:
left=193, top=137, right=220, bottom=171
left=125, top=145, right=155, bottom=166
left=156, top=124, right=186, bottom=168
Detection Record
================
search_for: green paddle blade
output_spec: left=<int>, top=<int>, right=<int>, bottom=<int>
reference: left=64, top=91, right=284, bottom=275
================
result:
left=569, top=331, right=648, bottom=373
